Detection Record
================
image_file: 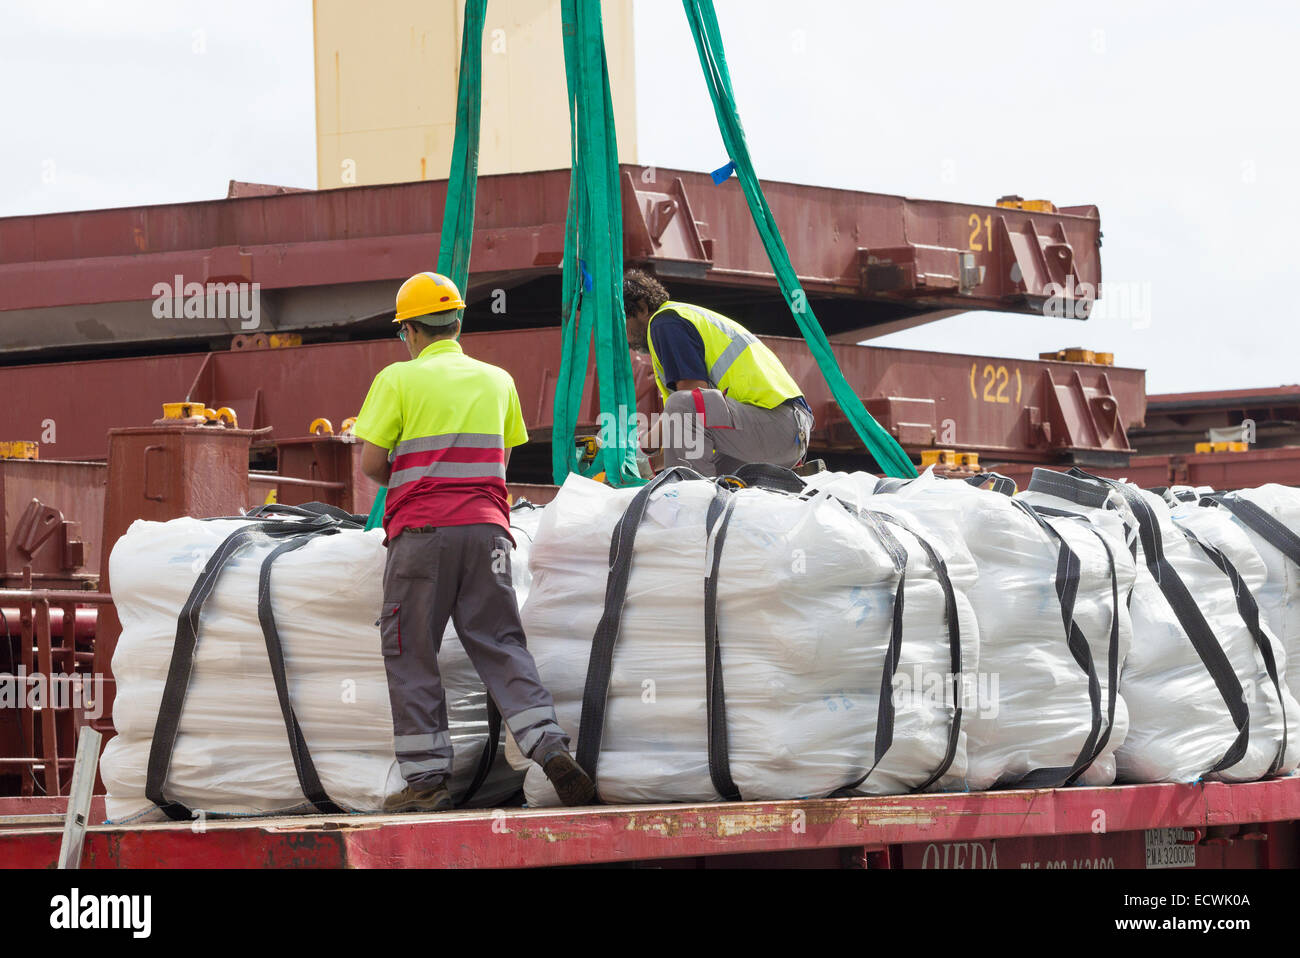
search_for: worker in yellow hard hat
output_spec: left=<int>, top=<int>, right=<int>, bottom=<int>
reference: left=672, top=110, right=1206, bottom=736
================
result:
left=351, top=271, right=594, bottom=812
left=623, top=268, right=814, bottom=476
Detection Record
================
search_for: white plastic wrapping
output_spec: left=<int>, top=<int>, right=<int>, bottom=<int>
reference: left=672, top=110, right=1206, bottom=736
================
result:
left=819, top=470, right=1134, bottom=789
left=521, top=472, right=977, bottom=806
left=101, top=506, right=542, bottom=822
left=1208, top=485, right=1300, bottom=700
left=1020, top=475, right=1297, bottom=783
left=1159, top=487, right=1300, bottom=776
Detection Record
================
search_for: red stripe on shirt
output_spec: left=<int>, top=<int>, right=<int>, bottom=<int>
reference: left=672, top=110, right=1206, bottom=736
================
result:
left=391, top=446, right=506, bottom=470
left=386, top=477, right=513, bottom=543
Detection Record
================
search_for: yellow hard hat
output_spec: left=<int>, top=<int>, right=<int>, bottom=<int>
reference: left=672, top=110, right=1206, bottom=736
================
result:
left=394, top=271, right=466, bottom=323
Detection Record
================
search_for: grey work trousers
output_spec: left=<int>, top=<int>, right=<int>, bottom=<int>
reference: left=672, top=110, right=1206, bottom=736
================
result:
left=660, top=389, right=813, bottom=477
left=378, top=523, right=569, bottom=789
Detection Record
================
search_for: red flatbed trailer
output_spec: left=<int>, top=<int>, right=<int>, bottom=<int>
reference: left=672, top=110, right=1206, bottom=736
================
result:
left=3, top=779, right=1298, bottom=869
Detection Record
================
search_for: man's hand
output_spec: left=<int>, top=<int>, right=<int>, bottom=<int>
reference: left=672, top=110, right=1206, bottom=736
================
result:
left=360, top=441, right=393, bottom=486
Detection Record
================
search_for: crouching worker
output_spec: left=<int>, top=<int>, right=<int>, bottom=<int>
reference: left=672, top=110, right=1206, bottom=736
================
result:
left=623, top=269, right=814, bottom=477
left=352, top=271, right=595, bottom=812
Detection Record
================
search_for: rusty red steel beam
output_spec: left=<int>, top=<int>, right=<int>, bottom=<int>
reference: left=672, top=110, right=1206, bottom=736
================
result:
left=0, top=779, right=1296, bottom=868
left=1146, top=385, right=1300, bottom=410
left=1131, top=386, right=1300, bottom=457
left=2, top=330, right=1143, bottom=465
left=767, top=339, right=1143, bottom=459
left=990, top=446, right=1300, bottom=493
left=0, top=166, right=1101, bottom=318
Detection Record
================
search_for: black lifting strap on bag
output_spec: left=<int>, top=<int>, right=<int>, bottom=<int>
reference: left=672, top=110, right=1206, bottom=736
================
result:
left=1180, top=523, right=1289, bottom=778
left=830, top=505, right=907, bottom=795
left=1070, top=471, right=1253, bottom=775
left=244, top=501, right=366, bottom=525
left=256, top=532, right=350, bottom=816
left=879, top=471, right=1016, bottom=498
left=457, top=698, right=501, bottom=809
left=575, top=467, right=707, bottom=791
left=1003, top=501, right=1117, bottom=788
left=965, top=473, right=1018, bottom=497
left=702, top=486, right=743, bottom=801
left=835, top=506, right=964, bottom=795
left=700, top=467, right=866, bottom=801
left=1204, top=493, right=1300, bottom=569
left=1027, top=467, right=1114, bottom=510
left=729, top=462, right=807, bottom=494
left=145, top=510, right=353, bottom=821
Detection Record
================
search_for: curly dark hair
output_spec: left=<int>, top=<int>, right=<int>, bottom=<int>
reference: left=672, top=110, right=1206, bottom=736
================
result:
left=623, top=269, right=669, bottom=317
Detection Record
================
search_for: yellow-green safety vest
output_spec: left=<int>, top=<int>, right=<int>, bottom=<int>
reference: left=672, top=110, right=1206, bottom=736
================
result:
left=646, top=302, right=803, bottom=409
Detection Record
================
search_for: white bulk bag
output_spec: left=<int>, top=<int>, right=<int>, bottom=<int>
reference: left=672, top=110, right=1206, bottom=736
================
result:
left=1158, top=486, right=1300, bottom=775
left=820, top=469, right=1134, bottom=789
left=1195, top=484, right=1300, bottom=701
left=101, top=505, right=541, bottom=822
left=521, top=470, right=976, bottom=806
left=1021, top=470, right=1295, bottom=783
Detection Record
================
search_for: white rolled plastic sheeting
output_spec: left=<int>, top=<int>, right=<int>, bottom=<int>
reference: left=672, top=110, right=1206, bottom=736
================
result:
left=1021, top=472, right=1299, bottom=783
left=101, top=505, right=542, bottom=822
left=521, top=471, right=977, bottom=806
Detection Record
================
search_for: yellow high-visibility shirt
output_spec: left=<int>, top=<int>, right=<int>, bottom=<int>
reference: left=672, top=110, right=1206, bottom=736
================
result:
left=647, top=301, right=802, bottom=408
left=352, top=339, right=528, bottom=539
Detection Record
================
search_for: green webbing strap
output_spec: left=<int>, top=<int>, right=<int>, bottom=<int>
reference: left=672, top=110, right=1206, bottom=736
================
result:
left=551, top=0, right=644, bottom=487
left=439, top=0, right=487, bottom=311
left=681, top=0, right=917, bottom=479
left=364, top=0, right=488, bottom=532
left=364, top=489, right=386, bottom=532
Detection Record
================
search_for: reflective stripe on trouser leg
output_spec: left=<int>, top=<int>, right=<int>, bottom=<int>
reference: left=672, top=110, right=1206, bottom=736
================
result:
left=443, top=524, right=573, bottom=761
left=506, top=706, right=567, bottom=759
left=394, top=731, right=452, bottom=781
left=380, top=532, right=457, bottom=789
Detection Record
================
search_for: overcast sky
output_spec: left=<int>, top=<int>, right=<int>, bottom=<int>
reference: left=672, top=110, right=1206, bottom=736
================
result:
left=2, top=0, right=1295, bottom=394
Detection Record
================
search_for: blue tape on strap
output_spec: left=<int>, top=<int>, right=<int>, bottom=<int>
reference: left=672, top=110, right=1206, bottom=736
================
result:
left=578, top=259, right=593, bottom=292
left=710, top=160, right=736, bottom=185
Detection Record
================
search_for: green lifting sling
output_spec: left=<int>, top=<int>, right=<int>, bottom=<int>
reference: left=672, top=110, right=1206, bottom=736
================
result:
left=681, top=0, right=916, bottom=479
left=369, top=0, right=916, bottom=532
left=550, top=0, right=644, bottom=487
left=365, top=0, right=489, bottom=531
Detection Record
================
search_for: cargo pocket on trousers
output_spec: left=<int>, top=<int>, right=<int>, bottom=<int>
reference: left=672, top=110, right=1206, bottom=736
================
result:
left=694, top=388, right=736, bottom=430
left=378, top=602, right=402, bottom=656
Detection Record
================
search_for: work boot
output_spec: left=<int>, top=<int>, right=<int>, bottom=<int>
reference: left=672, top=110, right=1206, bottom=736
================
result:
left=540, top=749, right=596, bottom=807
left=383, top=780, right=452, bottom=813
